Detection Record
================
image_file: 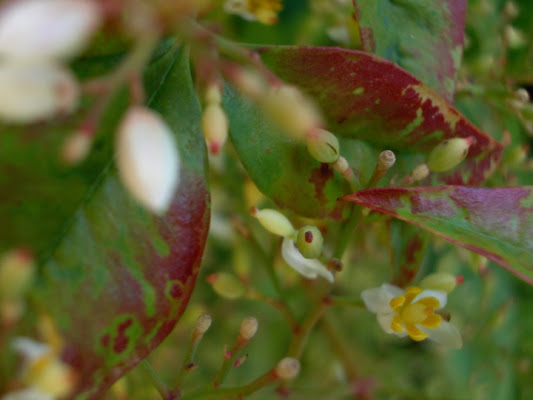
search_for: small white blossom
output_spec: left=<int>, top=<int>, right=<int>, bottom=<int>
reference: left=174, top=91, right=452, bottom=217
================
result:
left=281, top=237, right=334, bottom=283
left=362, top=283, right=462, bottom=348
left=115, top=106, right=180, bottom=215
left=0, top=0, right=101, bottom=61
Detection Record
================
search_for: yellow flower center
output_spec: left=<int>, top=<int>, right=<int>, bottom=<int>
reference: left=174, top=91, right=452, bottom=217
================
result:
left=389, top=286, right=443, bottom=341
left=246, top=0, right=282, bottom=24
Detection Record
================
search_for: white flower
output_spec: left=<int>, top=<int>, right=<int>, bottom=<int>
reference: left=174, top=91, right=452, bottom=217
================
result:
left=281, top=237, right=334, bottom=283
left=0, top=0, right=101, bottom=61
left=115, top=106, right=180, bottom=215
left=361, top=283, right=462, bottom=348
left=224, top=0, right=282, bottom=25
left=0, top=61, right=78, bottom=123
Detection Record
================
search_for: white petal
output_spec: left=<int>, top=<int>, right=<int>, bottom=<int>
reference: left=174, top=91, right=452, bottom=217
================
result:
left=420, top=321, right=462, bottom=349
left=0, top=388, right=54, bottom=400
left=380, top=283, right=404, bottom=298
left=281, top=238, right=334, bottom=282
left=0, top=61, right=78, bottom=123
left=412, top=289, right=447, bottom=309
left=376, top=312, right=395, bottom=334
left=12, top=337, right=50, bottom=361
left=0, top=0, right=101, bottom=61
left=361, top=287, right=395, bottom=314
left=116, top=107, right=180, bottom=214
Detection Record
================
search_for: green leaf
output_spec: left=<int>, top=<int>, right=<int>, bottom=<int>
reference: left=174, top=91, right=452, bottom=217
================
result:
left=342, top=186, right=533, bottom=285
left=259, top=46, right=504, bottom=185
left=27, top=46, right=209, bottom=398
left=353, top=0, right=467, bottom=102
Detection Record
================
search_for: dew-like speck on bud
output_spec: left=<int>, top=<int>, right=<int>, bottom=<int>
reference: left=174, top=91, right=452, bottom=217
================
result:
left=296, top=225, right=323, bottom=259
left=306, top=128, right=340, bottom=163
left=115, top=106, right=180, bottom=215
left=262, top=85, right=322, bottom=139
left=251, top=208, right=296, bottom=238
left=61, top=131, right=92, bottom=165
left=427, top=137, right=474, bottom=172
left=275, top=357, right=300, bottom=380
left=377, top=150, right=396, bottom=171
left=202, top=103, right=228, bottom=155
left=0, top=0, right=101, bottom=61
left=239, top=316, right=258, bottom=340
left=195, top=312, right=212, bottom=335
left=0, top=61, right=78, bottom=123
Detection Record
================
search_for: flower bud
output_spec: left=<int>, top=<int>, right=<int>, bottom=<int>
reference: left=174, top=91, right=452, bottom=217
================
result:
left=420, top=272, right=457, bottom=293
left=306, top=129, right=340, bottom=163
left=296, top=225, right=323, bottom=259
left=514, top=88, right=530, bottom=104
left=377, top=150, right=396, bottom=171
left=275, top=357, right=300, bottom=380
left=195, top=312, right=212, bottom=335
left=504, top=1, right=519, bottom=19
left=0, top=0, right=101, bottom=61
left=502, top=145, right=528, bottom=167
left=231, top=68, right=266, bottom=99
left=0, top=249, right=35, bottom=301
left=239, top=316, right=258, bottom=340
left=206, top=273, right=245, bottom=299
left=504, top=25, right=526, bottom=49
left=262, top=85, right=322, bottom=139
left=205, top=84, right=222, bottom=105
left=60, top=130, right=92, bottom=165
left=202, top=103, right=228, bottom=155
left=115, top=106, right=180, bottom=215
left=282, top=238, right=334, bottom=282
left=0, top=61, right=78, bottom=123
left=251, top=208, right=296, bottom=238
left=410, top=163, right=430, bottom=182
left=427, top=137, right=474, bottom=172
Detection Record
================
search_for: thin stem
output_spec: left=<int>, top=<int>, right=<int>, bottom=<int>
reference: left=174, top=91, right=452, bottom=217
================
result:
left=174, top=331, right=204, bottom=390
left=287, top=297, right=329, bottom=359
left=320, top=314, right=358, bottom=382
left=213, top=336, right=249, bottom=388
left=246, top=288, right=298, bottom=331
left=329, top=296, right=365, bottom=308
left=333, top=206, right=362, bottom=260
left=140, top=360, right=176, bottom=400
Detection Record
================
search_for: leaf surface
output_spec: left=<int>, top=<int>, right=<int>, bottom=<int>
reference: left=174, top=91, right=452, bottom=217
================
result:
left=353, top=0, right=467, bottom=102
left=30, top=46, right=209, bottom=398
left=259, top=46, right=503, bottom=185
left=342, top=186, right=533, bottom=284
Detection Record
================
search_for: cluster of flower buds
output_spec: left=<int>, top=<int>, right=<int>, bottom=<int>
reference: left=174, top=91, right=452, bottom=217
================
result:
left=251, top=207, right=334, bottom=282
left=0, top=249, right=35, bottom=325
left=0, top=0, right=101, bottom=123
left=202, top=84, right=229, bottom=155
left=115, top=107, right=181, bottom=215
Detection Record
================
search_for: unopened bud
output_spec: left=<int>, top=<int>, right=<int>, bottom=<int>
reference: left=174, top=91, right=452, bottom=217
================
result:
left=115, top=106, right=180, bottom=215
left=0, top=61, right=78, bottom=123
left=0, top=249, right=35, bottom=301
left=0, top=0, right=101, bottom=61
left=296, top=225, right=323, bottom=259
left=377, top=150, right=396, bottom=171
left=232, top=68, right=266, bottom=99
left=205, top=84, right=222, bottom=105
left=427, top=137, right=473, bottom=172
left=251, top=208, right=296, bottom=238
left=514, top=88, right=530, bottom=104
left=306, top=129, right=340, bottom=163
left=202, top=103, right=228, bottom=155
left=61, top=131, right=92, bottom=165
left=207, top=273, right=245, bottom=299
left=26, top=355, right=77, bottom=397
left=504, top=25, right=526, bottom=48
left=420, top=272, right=457, bottom=293
left=239, top=316, right=258, bottom=340
left=195, top=312, right=212, bottom=335
left=410, top=163, right=430, bottom=182
left=503, top=145, right=528, bottom=167
left=262, top=85, right=322, bottom=139
left=504, top=1, right=519, bottom=19
left=275, top=357, right=300, bottom=380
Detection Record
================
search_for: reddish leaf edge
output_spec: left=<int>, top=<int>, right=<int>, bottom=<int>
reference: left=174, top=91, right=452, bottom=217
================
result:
left=340, top=187, right=533, bottom=285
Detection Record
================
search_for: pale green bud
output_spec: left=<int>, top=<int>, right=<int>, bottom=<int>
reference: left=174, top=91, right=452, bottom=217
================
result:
left=296, top=225, right=323, bottom=259
left=420, top=272, right=457, bottom=293
left=427, top=137, right=473, bottom=172
left=239, top=316, right=258, bottom=340
left=410, top=163, right=430, bottom=182
left=202, top=103, right=228, bottom=155
left=207, top=273, right=245, bottom=299
left=306, top=129, right=340, bottom=163
left=275, top=357, right=300, bottom=380
left=251, top=208, right=296, bottom=238
left=0, top=249, right=35, bottom=301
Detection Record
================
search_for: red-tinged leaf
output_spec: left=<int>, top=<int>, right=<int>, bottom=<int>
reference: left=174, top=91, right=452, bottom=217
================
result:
left=353, top=0, right=466, bottom=103
left=341, top=186, right=533, bottom=285
left=389, top=219, right=429, bottom=287
left=259, top=46, right=504, bottom=185
left=31, top=46, right=209, bottom=398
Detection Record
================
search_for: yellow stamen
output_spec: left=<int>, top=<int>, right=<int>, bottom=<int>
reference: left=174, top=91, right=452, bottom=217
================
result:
left=246, top=0, right=282, bottom=24
left=404, top=286, right=423, bottom=303
left=391, top=315, right=404, bottom=332
left=401, top=303, right=428, bottom=324
left=421, top=314, right=442, bottom=328
left=405, top=323, right=428, bottom=341
left=390, top=295, right=405, bottom=311
left=418, top=297, right=440, bottom=309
